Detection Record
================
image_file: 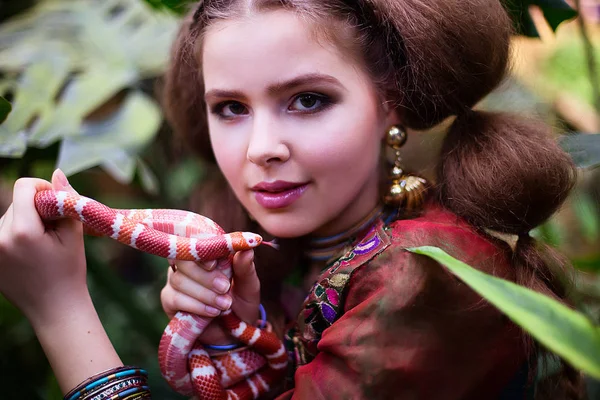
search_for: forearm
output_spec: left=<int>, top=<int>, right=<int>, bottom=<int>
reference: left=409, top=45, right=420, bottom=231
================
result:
left=31, top=290, right=122, bottom=394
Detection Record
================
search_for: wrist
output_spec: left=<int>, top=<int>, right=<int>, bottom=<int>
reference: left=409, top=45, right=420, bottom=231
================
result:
left=28, top=284, right=92, bottom=331
left=31, top=290, right=122, bottom=394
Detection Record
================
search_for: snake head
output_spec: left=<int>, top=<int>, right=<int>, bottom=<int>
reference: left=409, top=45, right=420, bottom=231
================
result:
left=230, top=232, right=263, bottom=251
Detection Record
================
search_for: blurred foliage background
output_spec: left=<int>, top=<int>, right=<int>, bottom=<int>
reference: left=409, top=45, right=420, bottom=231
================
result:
left=0, top=0, right=599, bottom=399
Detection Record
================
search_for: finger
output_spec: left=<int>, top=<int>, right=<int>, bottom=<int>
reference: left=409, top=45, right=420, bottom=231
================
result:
left=11, top=178, right=52, bottom=236
left=200, top=259, right=217, bottom=271
left=49, top=169, right=84, bottom=238
left=0, top=204, right=14, bottom=244
left=171, top=259, right=217, bottom=274
left=51, top=169, right=79, bottom=194
left=169, top=267, right=232, bottom=311
left=161, top=285, right=222, bottom=319
left=173, top=260, right=230, bottom=294
left=0, top=203, right=13, bottom=232
left=232, top=250, right=260, bottom=303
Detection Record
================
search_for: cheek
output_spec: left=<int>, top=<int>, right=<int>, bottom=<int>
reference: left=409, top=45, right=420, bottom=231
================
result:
left=209, top=125, right=247, bottom=188
left=297, top=107, right=382, bottom=178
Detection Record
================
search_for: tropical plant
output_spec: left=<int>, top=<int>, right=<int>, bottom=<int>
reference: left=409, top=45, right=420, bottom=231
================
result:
left=0, top=0, right=179, bottom=187
left=1, top=0, right=600, bottom=399
left=410, top=247, right=600, bottom=380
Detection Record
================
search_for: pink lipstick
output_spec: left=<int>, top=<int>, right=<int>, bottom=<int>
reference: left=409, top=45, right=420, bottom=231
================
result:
left=252, top=181, right=309, bottom=209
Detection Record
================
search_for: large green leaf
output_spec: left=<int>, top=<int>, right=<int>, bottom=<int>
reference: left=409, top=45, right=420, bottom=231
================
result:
left=0, top=127, right=26, bottom=157
left=28, top=68, right=137, bottom=147
left=0, top=0, right=178, bottom=183
left=408, top=246, right=600, bottom=379
left=0, top=54, right=70, bottom=141
left=560, top=133, right=600, bottom=169
left=56, top=91, right=161, bottom=178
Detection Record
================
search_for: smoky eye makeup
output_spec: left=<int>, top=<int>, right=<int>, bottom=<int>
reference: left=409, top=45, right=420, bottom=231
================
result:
left=209, top=100, right=249, bottom=119
left=287, top=92, right=336, bottom=114
left=208, top=92, right=338, bottom=120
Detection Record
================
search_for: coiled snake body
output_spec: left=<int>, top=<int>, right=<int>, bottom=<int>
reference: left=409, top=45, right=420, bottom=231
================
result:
left=34, top=190, right=288, bottom=399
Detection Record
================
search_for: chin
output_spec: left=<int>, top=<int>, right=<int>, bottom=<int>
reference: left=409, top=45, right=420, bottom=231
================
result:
left=255, top=214, right=317, bottom=238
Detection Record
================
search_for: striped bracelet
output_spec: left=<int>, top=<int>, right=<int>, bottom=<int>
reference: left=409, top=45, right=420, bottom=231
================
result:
left=63, top=366, right=150, bottom=400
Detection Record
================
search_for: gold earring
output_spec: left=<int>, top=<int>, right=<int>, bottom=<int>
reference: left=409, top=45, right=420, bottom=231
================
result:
left=383, top=125, right=429, bottom=211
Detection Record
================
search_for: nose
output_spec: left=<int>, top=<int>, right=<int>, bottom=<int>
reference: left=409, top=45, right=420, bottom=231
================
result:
left=246, top=113, right=290, bottom=167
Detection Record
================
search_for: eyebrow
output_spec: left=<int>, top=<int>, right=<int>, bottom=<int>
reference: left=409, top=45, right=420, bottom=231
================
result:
left=204, top=73, right=345, bottom=102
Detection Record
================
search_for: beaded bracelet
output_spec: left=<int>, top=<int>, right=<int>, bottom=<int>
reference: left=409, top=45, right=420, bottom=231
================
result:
left=110, top=385, right=150, bottom=399
left=87, top=377, right=145, bottom=400
left=204, top=303, right=267, bottom=351
left=64, top=366, right=149, bottom=400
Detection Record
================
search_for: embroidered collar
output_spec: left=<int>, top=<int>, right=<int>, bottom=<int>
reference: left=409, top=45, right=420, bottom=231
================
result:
left=305, top=205, right=389, bottom=262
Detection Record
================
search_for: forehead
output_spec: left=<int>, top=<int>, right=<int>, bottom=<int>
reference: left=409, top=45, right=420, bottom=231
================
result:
left=201, top=10, right=366, bottom=91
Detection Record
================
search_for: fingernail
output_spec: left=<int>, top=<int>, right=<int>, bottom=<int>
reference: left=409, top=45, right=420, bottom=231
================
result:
left=244, top=250, right=254, bottom=264
left=213, top=278, right=230, bottom=294
left=56, top=169, right=69, bottom=187
left=205, top=260, right=217, bottom=270
left=216, top=295, right=232, bottom=310
left=206, top=305, right=221, bottom=316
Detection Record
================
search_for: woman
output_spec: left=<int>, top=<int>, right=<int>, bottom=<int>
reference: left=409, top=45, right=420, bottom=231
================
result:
left=0, top=0, right=581, bottom=398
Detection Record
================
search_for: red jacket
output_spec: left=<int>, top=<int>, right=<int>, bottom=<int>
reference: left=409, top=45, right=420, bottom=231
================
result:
left=279, top=203, right=528, bottom=399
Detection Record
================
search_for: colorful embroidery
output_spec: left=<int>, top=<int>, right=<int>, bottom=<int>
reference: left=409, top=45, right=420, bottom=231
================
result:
left=354, top=231, right=381, bottom=255
left=285, top=219, right=391, bottom=370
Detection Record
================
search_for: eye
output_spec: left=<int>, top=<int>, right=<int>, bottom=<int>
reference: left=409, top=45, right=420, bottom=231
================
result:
left=212, top=101, right=249, bottom=119
left=288, top=93, right=331, bottom=113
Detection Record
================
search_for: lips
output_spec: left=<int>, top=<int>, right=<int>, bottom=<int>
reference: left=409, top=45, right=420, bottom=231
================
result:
left=252, top=180, right=309, bottom=209
left=252, top=180, right=308, bottom=192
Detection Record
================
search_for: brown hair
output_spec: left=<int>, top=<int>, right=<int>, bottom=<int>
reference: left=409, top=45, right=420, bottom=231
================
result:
left=162, top=0, right=580, bottom=397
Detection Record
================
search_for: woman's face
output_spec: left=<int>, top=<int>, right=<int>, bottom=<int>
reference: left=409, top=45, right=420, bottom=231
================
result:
left=203, top=10, right=395, bottom=238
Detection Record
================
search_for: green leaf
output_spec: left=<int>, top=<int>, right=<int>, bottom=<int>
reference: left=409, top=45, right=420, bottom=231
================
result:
left=56, top=91, right=161, bottom=178
left=0, top=0, right=178, bottom=181
left=0, top=96, right=11, bottom=124
left=100, top=150, right=138, bottom=184
left=559, top=133, right=600, bottom=169
left=3, top=54, right=70, bottom=136
left=407, top=246, right=600, bottom=379
left=0, top=125, right=27, bottom=158
left=28, top=68, right=137, bottom=147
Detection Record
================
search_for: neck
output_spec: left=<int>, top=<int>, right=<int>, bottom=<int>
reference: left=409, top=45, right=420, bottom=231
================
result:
left=305, top=204, right=384, bottom=263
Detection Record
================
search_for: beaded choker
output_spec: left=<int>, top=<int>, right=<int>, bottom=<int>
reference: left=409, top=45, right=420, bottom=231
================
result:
left=305, top=205, right=386, bottom=262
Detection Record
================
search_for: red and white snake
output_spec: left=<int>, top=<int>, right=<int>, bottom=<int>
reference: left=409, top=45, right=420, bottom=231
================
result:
left=34, top=190, right=288, bottom=399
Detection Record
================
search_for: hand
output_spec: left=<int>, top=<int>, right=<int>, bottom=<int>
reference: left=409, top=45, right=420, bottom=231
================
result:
left=161, top=249, right=261, bottom=345
left=0, top=170, right=86, bottom=327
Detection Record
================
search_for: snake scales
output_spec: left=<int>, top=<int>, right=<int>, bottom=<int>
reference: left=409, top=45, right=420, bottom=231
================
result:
left=34, top=190, right=288, bottom=399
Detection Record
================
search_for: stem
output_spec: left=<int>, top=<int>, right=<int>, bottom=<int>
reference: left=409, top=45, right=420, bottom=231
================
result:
left=573, top=0, right=600, bottom=113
